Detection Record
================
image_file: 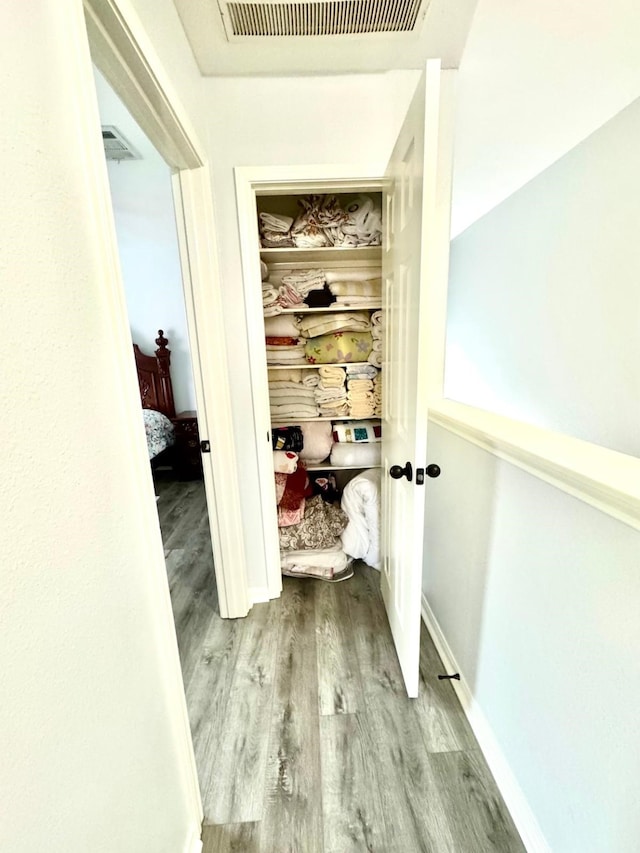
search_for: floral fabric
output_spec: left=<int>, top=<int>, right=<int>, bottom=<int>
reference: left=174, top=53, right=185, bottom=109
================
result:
left=143, top=409, right=175, bottom=460
left=304, top=331, right=373, bottom=364
left=279, top=496, right=348, bottom=552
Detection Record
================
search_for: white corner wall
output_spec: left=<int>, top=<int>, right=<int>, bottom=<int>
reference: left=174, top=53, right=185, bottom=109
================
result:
left=203, top=71, right=420, bottom=590
left=0, top=5, right=200, bottom=852
left=94, top=68, right=196, bottom=413
left=423, top=423, right=640, bottom=852
left=452, top=0, right=640, bottom=235
left=444, top=96, right=640, bottom=458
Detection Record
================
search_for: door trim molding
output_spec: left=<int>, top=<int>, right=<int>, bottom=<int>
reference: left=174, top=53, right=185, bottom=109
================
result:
left=234, top=165, right=385, bottom=602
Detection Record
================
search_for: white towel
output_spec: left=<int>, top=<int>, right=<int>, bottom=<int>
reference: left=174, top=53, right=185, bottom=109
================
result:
left=259, top=212, right=293, bottom=233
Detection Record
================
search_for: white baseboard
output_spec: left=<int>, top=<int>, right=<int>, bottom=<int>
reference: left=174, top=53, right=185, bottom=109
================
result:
left=183, top=827, right=202, bottom=853
left=421, top=593, right=551, bottom=853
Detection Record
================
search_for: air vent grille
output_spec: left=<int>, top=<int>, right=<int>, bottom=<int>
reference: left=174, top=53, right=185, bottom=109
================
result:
left=223, top=0, right=425, bottom=37
left=101, top=126, right=141, bottom=161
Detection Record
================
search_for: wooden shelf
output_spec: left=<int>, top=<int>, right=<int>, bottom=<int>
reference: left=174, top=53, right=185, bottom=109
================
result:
left=260, top=245, right=381, bottom=265
left=268, top=362, right=375, bottom=369
left=305, top=463, right=382, bottom=471
left=278, top=304, right=381, bottom=314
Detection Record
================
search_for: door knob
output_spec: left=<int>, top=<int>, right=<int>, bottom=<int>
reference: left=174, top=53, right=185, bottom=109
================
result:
left=426, top=464, right=441, bottom=478
left=389, top=462, right=413, bottom=482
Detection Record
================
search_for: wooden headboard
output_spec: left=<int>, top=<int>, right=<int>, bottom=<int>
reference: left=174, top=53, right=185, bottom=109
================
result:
left=133, top=330, right=176, bottom=419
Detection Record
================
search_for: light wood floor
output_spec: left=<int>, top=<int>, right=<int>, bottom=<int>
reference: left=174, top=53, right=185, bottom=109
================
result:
left=156, top=477, right=525, bottom=853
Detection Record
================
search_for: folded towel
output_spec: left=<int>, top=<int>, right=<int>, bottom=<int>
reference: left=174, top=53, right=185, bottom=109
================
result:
left=264, top=315, right=300, bottom=338
left=259, top=212, right=293, bottom=233
left=325, top=268, right=382, bottom=283
left=372, top=339, right=383, bottom=353
left=347, top=378, right=374, bottom=392
left=349, top=402, right=375, bottom=418
left=297, top=311, right=372, bottom=339
left=328, top=279, right=382, bottom=297
left=282, top=269, right=326, bottom=291
left=261, top=231, right=294, bottom=248
left=319, top=401, right=350, bottom=417
left=302, top=373, right=319, bottom=388
left=314, top=387, right=347, bottom=404
left=268, top=368, right=302, bottom=384
left=266, top=336, right=300, bottom=347
left=318, top=366, right=346, bottom=387
left=371, top=310, right=382, bottom=327
left=368, top=350, right=382, bottom=368
left=346, top=363, right=378, bottom=380
left=273, top=451, right=298, bottom=474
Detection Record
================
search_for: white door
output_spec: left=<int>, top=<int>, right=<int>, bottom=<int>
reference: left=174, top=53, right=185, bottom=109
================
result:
left=381, top=60, right=446, bottom=697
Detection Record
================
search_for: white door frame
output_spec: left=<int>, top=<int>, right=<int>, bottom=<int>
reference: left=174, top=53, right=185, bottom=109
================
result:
left=235, top=166, right=386, bottom=600
left=81, top=0, right=250, bottom=839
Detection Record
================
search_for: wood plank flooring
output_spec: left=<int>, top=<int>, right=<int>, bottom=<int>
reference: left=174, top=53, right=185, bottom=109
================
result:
left=156, top=476, right=525, bottom=853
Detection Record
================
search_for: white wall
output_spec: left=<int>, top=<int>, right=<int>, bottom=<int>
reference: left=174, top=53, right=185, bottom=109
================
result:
left=204, top=71, right=420, bottom=589
left=94, top=68, right=196, bottom=413
left=444, top=96, right=640, bottom=458
left=452, top=0, right=640, bottom=235
left=0, top=5, right=200, bottom=851
left=423, top=423, right=640, bottom=852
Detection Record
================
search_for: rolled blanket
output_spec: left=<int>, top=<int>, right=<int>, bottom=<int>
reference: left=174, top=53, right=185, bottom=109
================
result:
left=259, top=211, right=293, bottom=233
left=325, top=268, right=382, bottom=283
left=332, top=420, right=381, bottom=443
left=330, top=441, right=381, bottom=468
left=318, top=365, right=346, bottom=387
left=268, top=368, right=302, bottom=384
left=299, top=421, right=333, bottom=465
left=264, top=315, right=300, bottom=338
left=371, top=339, right=383, bottom=353
left=371, top=310, right=382, bottom=327
left=297, top=311, right=371, bottom=339
left=305, top=331, right=373, bottom=364
left=368, top=349, right=382, bottom=368
left=273, top=451, right=298, bottom=474
left=328, top=279, right=382, bottom=297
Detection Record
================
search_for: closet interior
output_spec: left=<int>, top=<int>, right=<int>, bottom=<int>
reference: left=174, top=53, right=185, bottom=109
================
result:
left=258, top=190, right=384, bottom=583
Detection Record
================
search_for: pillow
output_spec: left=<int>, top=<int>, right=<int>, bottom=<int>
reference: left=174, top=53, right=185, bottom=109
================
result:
left=304, top=331, right=373, bottom=364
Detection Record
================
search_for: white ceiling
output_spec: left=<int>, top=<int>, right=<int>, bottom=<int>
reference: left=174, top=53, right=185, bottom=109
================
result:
left=172, top=0, right=479, bottom=75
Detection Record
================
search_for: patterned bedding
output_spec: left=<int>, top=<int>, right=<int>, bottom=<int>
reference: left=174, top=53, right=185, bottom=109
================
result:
left=143, top=408, right=175, bottom=459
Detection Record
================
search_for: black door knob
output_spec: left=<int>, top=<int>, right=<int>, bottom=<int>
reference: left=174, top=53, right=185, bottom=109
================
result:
left=426, top=464, right=441, bottom=478
left=389, top=462, right=413, bottom=482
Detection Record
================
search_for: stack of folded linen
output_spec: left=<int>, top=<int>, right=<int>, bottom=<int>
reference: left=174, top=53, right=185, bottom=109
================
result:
left=263, top=283, right=281, bottom=317
left=314, top=366, right=348, bottom=417
left=325, top=269, right=382, bottom=307
left=372, top=372, right=382, bottom=416
left=369, top=309, right=383, bottom=368
left=297, top=311, right=371, bottom=339
left=265, top=324, right=306, bottom=364
left=269, top=379, right=319, bottom=420
left=281, top=268, right=326, bottom=298
left=346, top=377, right=375, bottom=418
left=259, top=212, right=294, bottom=248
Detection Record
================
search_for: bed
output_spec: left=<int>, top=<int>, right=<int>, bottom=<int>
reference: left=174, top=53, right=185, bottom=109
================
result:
left=134, top=330, right=177, bottom=460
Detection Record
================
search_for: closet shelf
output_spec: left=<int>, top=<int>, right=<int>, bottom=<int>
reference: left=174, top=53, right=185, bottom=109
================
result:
left=268, top=362, right=375, bottom=369
left=278, top=304, right=381, bottom=314
left=260, top=245, right=381, bottom=265
left=305, top=462, right=382, bottom=471
left=271, top=416, right=365, bottom=424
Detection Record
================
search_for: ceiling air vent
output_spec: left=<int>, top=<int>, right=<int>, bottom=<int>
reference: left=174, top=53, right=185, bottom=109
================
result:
left=219, top=0, right=428, bottom=39
left=101, top=126, right=141, bottom=161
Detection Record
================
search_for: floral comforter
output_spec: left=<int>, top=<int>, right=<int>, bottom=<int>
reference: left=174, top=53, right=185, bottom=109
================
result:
left=143, top=409, right=175, bottom=459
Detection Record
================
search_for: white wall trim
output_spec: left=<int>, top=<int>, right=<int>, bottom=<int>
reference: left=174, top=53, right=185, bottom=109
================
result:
left=248, top=585, right=273, bottom=604
left=184, top=828, right=203, bottom=853
left=234, top=164, right=385, bottom=601
left=421, top=594, right=551, bottom=853
left=429, top=399, right=640, bottom=531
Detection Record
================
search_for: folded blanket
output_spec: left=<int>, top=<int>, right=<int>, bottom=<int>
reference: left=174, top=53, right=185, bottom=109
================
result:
left=346, top=363, right=378, bottom=380
left=297, top=311, right=372, bottom=339
left=348, top=402, right=375, bottom=419
left=266, top=350, right=306, bottom=364
left=266, top=336, right=300, bottom=347
left=261, top=232, right=294, bottom=248
left=279, top=495, right=348, bottom=551
left=270, top=394, right=317, bottom=408
left=268, top=380, right=310, bottom=391
left=334, top=296, right=382, bottom=308
left=314, top=386, right=347, bottom=404
left=298, top=421, right=333, bottom=465
left=340, top=469, right=381, bottom=569
left=263, top=303, right=283, bottom=317
left=330, top=442, right=381, bottom=467
left=264, top=315, right=300, bottom=338
left=332, top=420, right=381, bottom=443
left=275, top=472, right=287, bottom=505
left=262, top=285, right=279, bottom=304
left=301, top=373, right=319, bottom=388
left=268, top=367, right=302, bottom=384
left=305, top=331, right=373, bottom=364
left=280, top=545, right=351, bottom=580
left=278, top=283, right=305, bottom=308
left=270, top=404, right=319, bottom=420
left=325, top=268, right=382, bottom=283
left=282, top=269, right=326, bottom=293
left=273, top=451, right=298, bottom=474
left=278, top=463, right=313, bottom=527
left=319, top=400, right=350, bottom=417
left=259, top=212, right=293, bottom=233
left=318, top=365, right=346, bottom=387
left=328, top=279, right=382, bottom=297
